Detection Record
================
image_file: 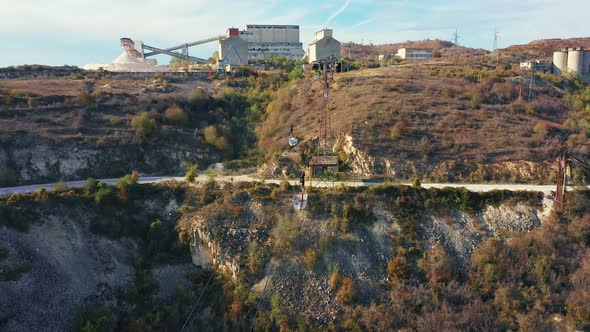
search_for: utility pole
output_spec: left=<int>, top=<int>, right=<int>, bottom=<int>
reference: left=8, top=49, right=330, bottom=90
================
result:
left=347, top=47, right=351, bottom=73
left=528, top=65, right=535, bottom=103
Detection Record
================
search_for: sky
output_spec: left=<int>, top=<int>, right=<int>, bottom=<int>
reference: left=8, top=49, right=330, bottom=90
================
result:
left=1, top=0, right=589, bottom=67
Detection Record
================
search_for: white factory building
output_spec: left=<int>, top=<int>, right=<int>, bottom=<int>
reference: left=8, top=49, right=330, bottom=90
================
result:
left=308, top=29, right=341, bottom=63
left=553, top=47, right=590, bottom=78
left=218, top=28, right=249, bottom=69
left=396, top=48, right=433, bottom=60
left=239, top=25, right=305, bottom=61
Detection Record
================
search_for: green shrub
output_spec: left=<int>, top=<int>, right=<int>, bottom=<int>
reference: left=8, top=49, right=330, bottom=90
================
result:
left=390, top=121, right=408, bottom=140
left=73, top=305, right=117, bottom=332
left=34, top=187, right=49, bottom=201
left=108, top=117, right=123, bottom=126
left=203, top=125, right=218, bottom=145
left=387, top=256, right=410, bottom=281
left=271, top=214, right=299, bottom=255
left=223, top=158, right=257, bottom=171
left=185, top=162, right=198, bottom=183
left=131, top=112, right=157, bottom=137
left=328, top=264, right=340, bottom=290
left=77, top=92, right=95, bottom=106
left=164, top=104, right=188, bottom=125
left=336, top=277, right=356, bottom=304
left=247, top=242, right=263, bottom=275
left=115, top=171, right=139, bottom=190
left=302, top=248, right=319, bottom=270
left=0, top=197, right=36, bottom=231
left=532, top=122, right=550, bottom=136
left=94, top=185, right=114, bottom=205
left=469, top=92, right=481, bottom=109
left=52, top=181, right=67, bottom=192
left=188, top=88, right=209, bottom=109
left=85, top=178, right=98, bottom=195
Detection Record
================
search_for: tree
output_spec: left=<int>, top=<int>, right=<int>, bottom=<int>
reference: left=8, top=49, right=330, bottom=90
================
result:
left=336, top=277, right=357, bottom=304
left=211, top=51, right=219, bottom=62
left=131, top=112, right=157, bottom=138
left=288, top=66, right=304, bottom=81
left=85, top=177, right=98, bottom=195
left=185, top=162, right=198, bottom=183
left=164, top=104, right=188, bottom=125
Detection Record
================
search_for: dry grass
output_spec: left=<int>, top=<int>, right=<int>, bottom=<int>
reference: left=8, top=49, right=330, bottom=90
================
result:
left=258, top=63, right=569, bottom=180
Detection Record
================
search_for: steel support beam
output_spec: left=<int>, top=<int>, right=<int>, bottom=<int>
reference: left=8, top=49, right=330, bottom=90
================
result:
left=142, top=44, right=208, bottom=63
left=143, top=37, right=218, bottom=57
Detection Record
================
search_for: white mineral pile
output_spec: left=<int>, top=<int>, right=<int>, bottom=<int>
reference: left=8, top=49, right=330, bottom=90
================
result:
left=84, top=51, right=169, bottom=72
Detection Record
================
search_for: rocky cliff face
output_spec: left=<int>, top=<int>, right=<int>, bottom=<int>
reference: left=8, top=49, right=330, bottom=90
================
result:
left=0, top=210, right=137, bottom=332
left=333, top=133, right=553, bottom=182
left=181, top=184, right=550, bottom=324
left=0, top=132, right=218, bottom=185
left=0, top=191, right=185, bottom=331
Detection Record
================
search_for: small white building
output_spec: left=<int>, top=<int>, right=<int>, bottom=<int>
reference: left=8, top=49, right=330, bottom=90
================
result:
left=520, top=60, right=551, bottom=73
left=396, top=48, right=433, bottom=60
left=308, top=29, right=341, bottom=63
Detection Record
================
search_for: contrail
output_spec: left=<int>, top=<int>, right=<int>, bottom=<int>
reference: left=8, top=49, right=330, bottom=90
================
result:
left=325, top=0, right=351, bottom=26
left=350, top=18, right=373, bottom=29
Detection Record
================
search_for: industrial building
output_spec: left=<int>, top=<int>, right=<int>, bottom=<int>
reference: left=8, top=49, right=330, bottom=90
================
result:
left=239, top=25, right=305, bottom=61
left=218, top=28, right=248, bottom=70
left=520, top=60, right=551, bottom=73
left=308, top=29, right=341, bottom=63
left=552, top=47, right=590, bottom=78
left=396, top=48, right=433, bottom=60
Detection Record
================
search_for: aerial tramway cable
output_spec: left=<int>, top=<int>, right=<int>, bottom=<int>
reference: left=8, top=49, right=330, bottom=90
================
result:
left=179, top=269, right=216, bottom=332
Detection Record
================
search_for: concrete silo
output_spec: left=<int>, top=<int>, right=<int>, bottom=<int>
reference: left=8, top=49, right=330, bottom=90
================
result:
left=567, top=47, right=583, bottom=74
left=308, top=29, right=341, bottom=63
left=583, top=50, right=590, bottom=75
left=219, top=28, right=248, bottom=67
left=552, top=49, right=568, bottom=75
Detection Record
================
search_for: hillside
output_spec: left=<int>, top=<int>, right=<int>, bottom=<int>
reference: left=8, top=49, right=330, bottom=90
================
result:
left=1, top=179, right=589, bottom=330
left=342, top=39, right=456, bottom=60
left=258, top=62, right=590, bottom=183
left=500, top=37, right=590, bottom=61
left=0, top=73, right=275, bottom=186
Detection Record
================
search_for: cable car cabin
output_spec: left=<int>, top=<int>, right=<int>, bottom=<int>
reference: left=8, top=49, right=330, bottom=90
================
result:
left=308, top=155, right=339, bottom=178
left=288, top=137, right=299, bottom=147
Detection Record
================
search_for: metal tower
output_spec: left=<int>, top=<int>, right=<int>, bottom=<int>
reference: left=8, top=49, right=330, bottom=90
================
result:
left=493, top=28, right=500, bottom=65
left=451, top=29, right=459, bottom=46
left=317, top=57, right=337, bottom=156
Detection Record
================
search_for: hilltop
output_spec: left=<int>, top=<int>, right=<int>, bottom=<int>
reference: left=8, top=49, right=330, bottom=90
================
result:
left=500, top=37, right=590, bottom=61
left=342, top=39, right=457, bottom=60
left=257, top=61, right=589, bottom=183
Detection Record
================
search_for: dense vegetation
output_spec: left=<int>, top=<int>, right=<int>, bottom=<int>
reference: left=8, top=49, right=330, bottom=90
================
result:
left=2, top=175, right=589, bottom=330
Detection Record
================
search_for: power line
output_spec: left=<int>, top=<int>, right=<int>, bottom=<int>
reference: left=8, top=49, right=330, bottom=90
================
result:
left=179, top=269, right=216, bottom=332
left=248, top=261, right=277, bottom=332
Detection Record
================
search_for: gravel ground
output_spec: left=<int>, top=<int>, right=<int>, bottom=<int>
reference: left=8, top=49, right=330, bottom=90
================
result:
left=0, top=211, right=136, bottom=332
